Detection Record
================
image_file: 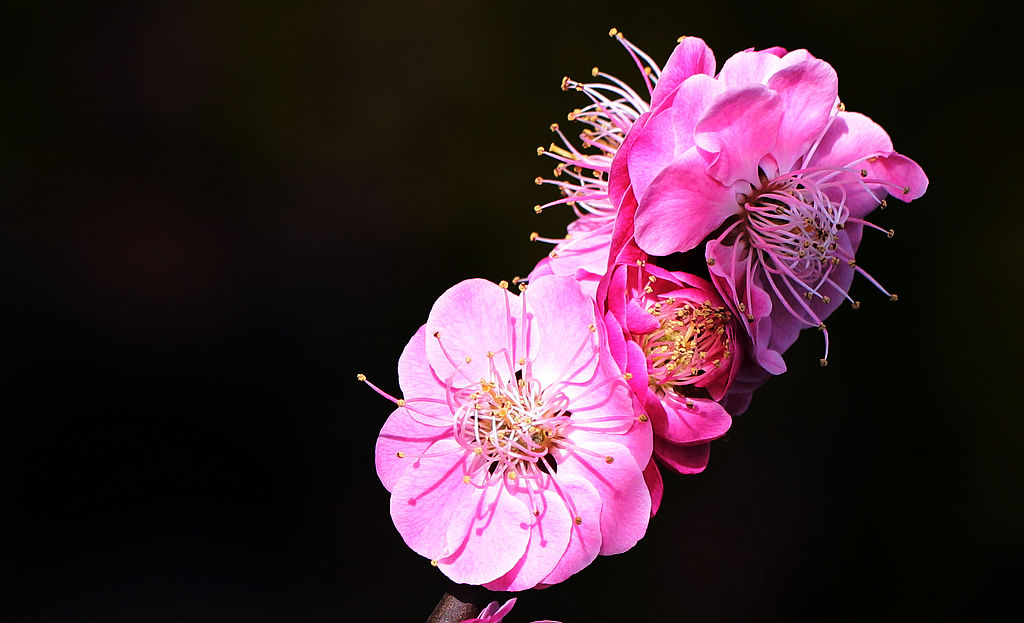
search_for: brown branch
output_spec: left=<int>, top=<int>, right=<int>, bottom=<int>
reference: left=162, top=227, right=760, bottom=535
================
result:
left=425, top=584, right=494, bottom=623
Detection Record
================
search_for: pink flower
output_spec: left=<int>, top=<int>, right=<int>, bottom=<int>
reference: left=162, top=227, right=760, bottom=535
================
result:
left=370, top=275, right=652, bottom=590
left=614, top=40, right=928, bottom=372
left=460, top=598, right=562, bottom=623
left=603, top=261, right=739, bottom=474
left=527, top=30, right=664, bottom=295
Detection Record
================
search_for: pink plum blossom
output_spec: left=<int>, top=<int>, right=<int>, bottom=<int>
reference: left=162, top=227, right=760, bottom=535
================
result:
left=613, top=39, right=928, bottom=373
left=603, top=261, right=740, bottom=474
left=460, top=598, right=562, bottom=623
left=369, top=275, right=652, bottom=590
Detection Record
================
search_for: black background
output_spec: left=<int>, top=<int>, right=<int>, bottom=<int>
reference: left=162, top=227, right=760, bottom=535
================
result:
left=2, top=2, right=1022, bottom=621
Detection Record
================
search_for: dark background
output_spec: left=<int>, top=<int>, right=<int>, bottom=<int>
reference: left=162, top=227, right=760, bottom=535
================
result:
left=2, top=1, right=1021, bottom=621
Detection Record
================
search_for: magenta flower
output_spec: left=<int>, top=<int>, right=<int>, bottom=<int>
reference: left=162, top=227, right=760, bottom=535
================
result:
left=460, top=598, right=562, bottom=623
left=370, top=275, right=652, bottom=590
left=603, top=261, right=739, bottom=473
left=614, top=40, right=928, bottom=372
left=528, top=30, right=663, bottom=293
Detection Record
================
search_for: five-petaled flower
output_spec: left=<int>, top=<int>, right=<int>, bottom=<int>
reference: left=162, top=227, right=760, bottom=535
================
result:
left=371, top=275, right=652, bottom=590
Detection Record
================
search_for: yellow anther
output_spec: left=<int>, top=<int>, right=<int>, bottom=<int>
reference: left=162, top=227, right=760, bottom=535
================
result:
left=534, top=176, right=544, bottom=185
left=638, top=414, right=649, bottom=423
left=822, top=296, right=831, bottom=304
left=574, top=516, right=583, bottom=525
left=396, top=451, right=405, bottom=458
left=889, top=294, right=899, bottom=302
left=605, top=456, right=614, bottom=464
left=887, top=229, right=895, bottom=239
left=518, top=358, right=526, bottom=366
left=818, top=323, right=826, bottom=331
left=623, top=372, right=633, bottom=380
left=588, top=324, right=597, bottom=333
left=530, top=232, right=539, bottom=241
left=433, top=331, right=440, bottom=338
left=560, top=76, right=570, bottom=90
left=608, top=27, right=619, bottom=36
left=852, top=301, right=861, bottom=310
left=860, top=169, right=868, bottom=177
left=507, top=471, right=517, bottom=480
left=706, top=257, right=715, bottom=266
left=536, top=146, right=545, bottom=156
left=550, top=122, right=559, bottom=132
left=591, top=66, right=600, bottom=77
left=677, top=35, right=687, bottom=42
left=902, top=185, right=910, bottom=194
left=498, top=280, right=509, bottom=289
left=534, top=205, right=543, bottom=213
left=880, top=199, right=888, bottom=209
left=820, top=358, right=829, bottom=367
left=533, top=509, right=540, bottom=516
left=430, top=559, right=438, bottom=567
left=518, top=283, right=528, bottom=292
left=397, top=399, right=406, bottom=407
left=465, top=356, right=472, bottom=363
left=356, top=373, right=366, bottom=382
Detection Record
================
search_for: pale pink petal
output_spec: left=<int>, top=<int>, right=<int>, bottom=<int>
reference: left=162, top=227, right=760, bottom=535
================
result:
left=694, top=84, right=783, bottom=186
left=650, top=36, right=717, bottom=109
left=525, top=275, right=600, bottom=387
left=556, top=441, right=650, bottom=555
left=439, top=479, right=532, bottom=585
left=426, top=279, right=519, bottom=383
left=389, top=439, right=475, bottom=560
left=539, top=474, right=603, bottom=585
left=634, top=148, right=738, bottom=255
left=717, top=50, right=783, bottom=87
left=484, top=480, right=572, bottom=591
left=375, top=407, right=448, bottom=491
left=398, top=326, right=453, bottom=425
left=767, top=59, right=839, bottom=173
left=609, top=112, right=649, bottom=208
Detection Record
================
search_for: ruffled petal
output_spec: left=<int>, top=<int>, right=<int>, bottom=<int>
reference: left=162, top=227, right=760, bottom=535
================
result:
left=634, top=148, right=738, bottom=256
left=767, top=59, right=839, bottom=173
left=717, top=50, right=783, bottom=87
left=650, top=36, right=717, bottom=109
left=649, top=394, right=732, bottom=445
left=694, top=84, right=783, bottom=186
left=538, top=474, right=603, bottom=586
left=654, top=439, right=710, bottom=474
left=525, top=276, right=600, bottom=388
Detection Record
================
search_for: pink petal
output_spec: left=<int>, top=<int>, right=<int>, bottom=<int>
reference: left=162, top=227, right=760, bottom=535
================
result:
left=634, top=148, right=738, bottom=256
left=654, top=439, right=710, bottom=474
left=389, top=439, right=475, bottom=560
left=609, top=112, right=649, bottom=209
left=426, top=279, right=520, bottom=384
left=650, top=36, right=717, bottom=109
left=695, top=84, right=783, bottom=186
left=397, top=326, right=453, bottom=425
left=438, top=478, right=532, bottom=585
left=484, top=479, right=572, bottom=591
left=556, top=441, right=650, bottom=555
left=524, top=275, right=599, bottom=387
left=642, top=458, right=664, bottom=517
left=767, top=59, right=839, bottom=173
left=649, top=394, right=732, bottom=445
left=539, top=474, right=603, bottom=585
left=717, top=50, right=783, bottom=87
left=625, top=105, right=677, bottom=201
left=668, top=73, right=725, bottom=154
left=625, top=300, right=659, bottom=335
left=375, top=407, right=448, bottom=491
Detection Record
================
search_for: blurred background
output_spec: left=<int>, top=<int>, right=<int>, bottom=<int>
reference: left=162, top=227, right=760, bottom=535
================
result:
left=2, top=1, right=1021, bottom=621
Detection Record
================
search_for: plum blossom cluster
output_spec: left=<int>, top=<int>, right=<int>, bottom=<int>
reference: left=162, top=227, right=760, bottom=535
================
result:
left=364, top=30, right=926, bottom=603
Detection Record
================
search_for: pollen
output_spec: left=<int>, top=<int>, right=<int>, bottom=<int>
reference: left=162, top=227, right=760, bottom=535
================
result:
left=574, top=516, right=583, bottom=525
left=463, top=475, right=471, bottom=484
left=396, top=451, right=405, bottom=458
left=890, top=294, right=899, bottom=302
left=356, top=373, right=366, bottom=382
left=605, top=456, right=614, bottom=464
left=397, top=399, right=406, bottom=407
left=638, top=414, right=649, bottom=422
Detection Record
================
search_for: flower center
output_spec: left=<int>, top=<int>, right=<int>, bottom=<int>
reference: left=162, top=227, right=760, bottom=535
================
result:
left=641, top=297, right=732, bottom=393
left=453, top=372, right=571, bottom=479
left=743, top=171, right=848, bottom=289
